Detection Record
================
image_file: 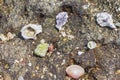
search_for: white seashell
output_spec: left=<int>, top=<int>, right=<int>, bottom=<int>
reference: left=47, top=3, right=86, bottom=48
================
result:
left=87, top=41, right=97, bottom=49
left=55, top=12, right=68, bottom=30
left=66, top=65, right=85, bottom=79
left=96, top=12, right=116, bottom=29
left=20, top=24, right=42, bottom=39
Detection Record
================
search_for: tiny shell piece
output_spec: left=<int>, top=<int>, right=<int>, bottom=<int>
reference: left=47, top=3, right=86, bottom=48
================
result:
left=77, top=51, right=84, bottom=55
left=66, top=65, right=85, bottom=79
left=96, top=12, right=116, bottom=29
left=0, top=34, right=8, bottom=41
left=87, top=41, right=97, bottom=49
left=0, top=32, right=15, bottom=42
left=34, top=43, right=49, bottom=57
left=21, top=24, right=42, bottom=40
left=55, top=12, right=68, bottom=30
left=7, top=32, right=16, bottom=40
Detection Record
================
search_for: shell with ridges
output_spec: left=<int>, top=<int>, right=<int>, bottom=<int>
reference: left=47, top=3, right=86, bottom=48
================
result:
left=66, top=65, right=85, bottom=79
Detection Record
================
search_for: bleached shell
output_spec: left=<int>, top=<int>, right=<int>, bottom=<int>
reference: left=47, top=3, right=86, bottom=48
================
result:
left=96, top=12, right=116, bottom=29
left=66, top=65, right=85, bottom=79
left=21, top=24, right=42, bottom=39
left=55, top=12, right=68, bottom=30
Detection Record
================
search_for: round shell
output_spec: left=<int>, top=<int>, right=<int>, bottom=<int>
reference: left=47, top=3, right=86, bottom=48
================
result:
left=21, top=24, right=42, bottom=39
left=87, top=41, right=97, bottom=49
left=66, top=65, right=85, bottom=79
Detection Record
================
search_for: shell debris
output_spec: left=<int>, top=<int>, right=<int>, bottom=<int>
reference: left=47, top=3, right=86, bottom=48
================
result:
left=96, top=12, right=117, bottom=30
left=55, top=12, right=68, bottom=30
left=20, top=24, right=42, bottom=40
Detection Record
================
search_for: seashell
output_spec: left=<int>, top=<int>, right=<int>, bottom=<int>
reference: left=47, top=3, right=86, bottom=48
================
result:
left=96, top=12, right=116, bottom=29
left=66, top=65, right=85, bottom=79
left=55, top=12, right=68, bottom=30
left=20, top=24, right=42, bottom=39
left=0, top=32, right=15, bottom=42
left=87, top=41, right=97, bottom=49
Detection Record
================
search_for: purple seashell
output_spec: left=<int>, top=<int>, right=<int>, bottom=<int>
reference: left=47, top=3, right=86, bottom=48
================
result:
left=55, top=12, right=68, bottom=30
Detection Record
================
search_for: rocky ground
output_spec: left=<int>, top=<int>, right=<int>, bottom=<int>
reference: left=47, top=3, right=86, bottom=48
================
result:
left=0, top=0, right=120, bottom=80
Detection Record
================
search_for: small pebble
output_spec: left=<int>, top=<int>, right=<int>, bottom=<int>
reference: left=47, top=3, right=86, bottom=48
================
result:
left=18, top=76, right=24, bottom=80
left=82, top=4, right=89, bottom=9
left=77, top=51, right=84, bottom=56
left=28, top=62, right=32, bottom=67
left=57, top=52, right=61, bottom=55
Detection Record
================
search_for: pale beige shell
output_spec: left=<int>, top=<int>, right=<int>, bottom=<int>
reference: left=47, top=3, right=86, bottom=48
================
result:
left=66, top=65, right=85, bottom=79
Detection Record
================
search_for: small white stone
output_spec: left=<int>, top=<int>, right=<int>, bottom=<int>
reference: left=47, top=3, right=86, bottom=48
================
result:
left=78, top=51, right=84, bottom=55
left=60, top=31, right=66, bottom=37
left=28, top=62, right=32, bottom=67
left=116, top=7, right=120, bottom=12
left=61, top=59, right=66, bottom=65
left=87, top=41, right=97, bottom=49
left=82, top=4, right=90, bottom=9
left=14, top=60, right=19, bottom=64
left=40, top=39, right=45, bottom=43
left=57, top=52, right=61, bottom=55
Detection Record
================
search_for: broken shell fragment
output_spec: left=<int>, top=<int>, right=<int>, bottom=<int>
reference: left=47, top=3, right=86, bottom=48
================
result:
left=0, top=32, right=15, bottom=42
left=96, top=12, right=116, bottom=29
left=34, top=43, right=49, bottom=57
left=55, top=12, right=68, bottom=30
left=87, top=41, right=97, bottom=49
left=20, top=24, right=42, bottom=40
left=66, top=65, right=85, bottom=79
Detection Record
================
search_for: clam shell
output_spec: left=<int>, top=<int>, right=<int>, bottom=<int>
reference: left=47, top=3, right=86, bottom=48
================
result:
left=66, top=65, right=85, bottom=79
